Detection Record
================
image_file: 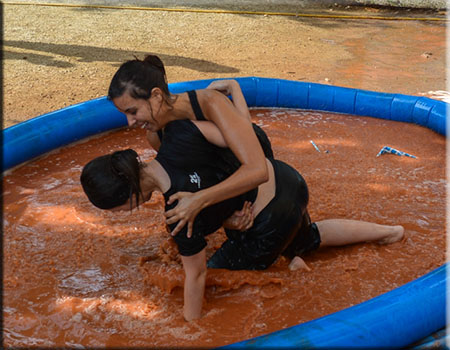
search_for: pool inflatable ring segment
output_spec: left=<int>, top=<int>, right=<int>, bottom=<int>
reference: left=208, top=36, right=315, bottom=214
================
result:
left=3, top=77, right=447, bottom=348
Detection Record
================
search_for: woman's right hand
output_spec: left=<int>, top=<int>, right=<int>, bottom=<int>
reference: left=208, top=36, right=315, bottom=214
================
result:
left=223, top=201, right=254, bottom=231
left=166, top=191, right=205, bottom=238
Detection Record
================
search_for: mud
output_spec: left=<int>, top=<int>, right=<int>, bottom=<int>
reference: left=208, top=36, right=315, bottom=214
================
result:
left=3, top=109, right=445, bottom=348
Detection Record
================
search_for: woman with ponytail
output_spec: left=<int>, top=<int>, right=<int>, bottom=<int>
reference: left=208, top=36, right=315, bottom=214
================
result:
left=108, top=55, right=269, bottom=238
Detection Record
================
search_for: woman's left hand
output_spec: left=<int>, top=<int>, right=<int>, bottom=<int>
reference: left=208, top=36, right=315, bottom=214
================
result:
left=206, top=79, right=235, bottom=96
left=165, top=191, right=204, bottom=238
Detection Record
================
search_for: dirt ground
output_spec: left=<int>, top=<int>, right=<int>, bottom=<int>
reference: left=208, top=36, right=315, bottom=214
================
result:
left=3, top=3, right=447, bottom=128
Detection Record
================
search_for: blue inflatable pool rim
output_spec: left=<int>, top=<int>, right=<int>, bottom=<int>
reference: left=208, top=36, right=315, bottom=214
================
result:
left=3, top=77, right=447, bottom=348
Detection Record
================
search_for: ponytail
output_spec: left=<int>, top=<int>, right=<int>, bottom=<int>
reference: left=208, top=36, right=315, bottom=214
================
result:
left=110, top=149, right=144, bottom=209
left=143, top=54, right=166, bottom=77
left=108, top=54, right=170, bottom=100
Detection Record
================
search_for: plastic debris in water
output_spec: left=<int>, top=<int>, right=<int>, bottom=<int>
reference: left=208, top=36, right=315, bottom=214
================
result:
left=376, top=146, right=417, bottom=159
left=310, top=140, right=321, bottom=152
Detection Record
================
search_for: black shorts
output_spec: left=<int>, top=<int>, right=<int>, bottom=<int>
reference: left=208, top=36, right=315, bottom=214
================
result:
left=207, top=159, right=321, bottom=270
left=282, top=211, right=321, bottom=259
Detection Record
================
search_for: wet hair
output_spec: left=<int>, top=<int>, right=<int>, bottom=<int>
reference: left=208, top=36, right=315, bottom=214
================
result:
left=80, top=149, right=144, bottom=210
left=108, top=54, right=170, bottom=100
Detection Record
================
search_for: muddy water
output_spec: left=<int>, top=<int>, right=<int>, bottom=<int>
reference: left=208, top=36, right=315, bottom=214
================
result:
left=3, top=109, right=445, bottom=348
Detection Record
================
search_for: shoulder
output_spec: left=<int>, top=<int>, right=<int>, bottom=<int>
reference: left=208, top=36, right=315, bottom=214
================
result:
left=196, top=89, right=231, bottom=110
left=196, top=88, right=222, bottom=99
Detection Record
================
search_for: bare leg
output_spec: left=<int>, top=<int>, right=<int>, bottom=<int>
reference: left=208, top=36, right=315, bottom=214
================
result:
left=316, top=219, right=404, bottom=247
left=288, top=219, right=404, bottom=271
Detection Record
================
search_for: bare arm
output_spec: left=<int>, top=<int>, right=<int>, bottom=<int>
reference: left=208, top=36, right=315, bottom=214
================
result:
left=181, top=248, right=207, bottom=321
left=148, top=80, right=247, bottom=151
left=146, top=131, right=161, bottom=151
left=190, top=78, right=251, bottom=147
left=165, top=89, right=268, bottom=236
left=206, top=79, right=251, bottom=121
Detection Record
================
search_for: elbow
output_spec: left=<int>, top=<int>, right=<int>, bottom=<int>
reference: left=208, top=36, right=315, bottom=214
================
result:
left=228, top=79, right=239, bottom=89
left=260, top=166, right=269, bottom=183
left=258, top=160, right=269, bottom=183
left=251, top=162, right=269, bottom=186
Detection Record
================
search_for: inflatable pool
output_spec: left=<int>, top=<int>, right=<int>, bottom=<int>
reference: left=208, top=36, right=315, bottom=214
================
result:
left=3, top=77, right=447, bottom=348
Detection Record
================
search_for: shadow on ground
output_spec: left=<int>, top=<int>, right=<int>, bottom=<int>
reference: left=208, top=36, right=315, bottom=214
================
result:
left=3, top=40, right=240, bottom=73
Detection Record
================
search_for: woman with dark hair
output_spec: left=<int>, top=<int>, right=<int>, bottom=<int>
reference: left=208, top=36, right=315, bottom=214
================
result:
left=108, top=55, right=269, bottom=238
left=80, top=116, right=404, bottom=322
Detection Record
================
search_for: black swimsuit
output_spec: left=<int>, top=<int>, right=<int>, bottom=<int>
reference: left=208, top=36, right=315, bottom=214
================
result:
left=157, top=90, right=320, bottom=269
left=156, top=120, right=257, bottom=256
left=187, top=90, right=207, bottom=121
left=157, top=90, right=274, bottom=160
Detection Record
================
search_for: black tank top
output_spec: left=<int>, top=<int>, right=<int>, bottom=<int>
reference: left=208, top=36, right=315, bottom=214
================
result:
left=156, top=90, right=205, bottom=140
left=156, top=120, right=257, bottom=256
left=154, top=90, right=274, bottom=256
left=158, top=90, right=273, bottom=158
left=187, top=90, right=207, bottom=121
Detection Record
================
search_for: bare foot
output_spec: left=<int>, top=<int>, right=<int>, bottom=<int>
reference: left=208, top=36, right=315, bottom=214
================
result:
left=288, top=256, right=311, bottom=271
left=377, top=225, right=405, bottom=245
